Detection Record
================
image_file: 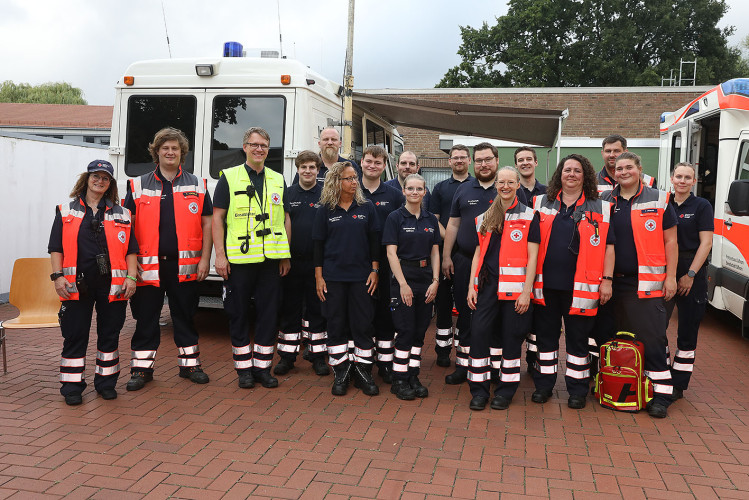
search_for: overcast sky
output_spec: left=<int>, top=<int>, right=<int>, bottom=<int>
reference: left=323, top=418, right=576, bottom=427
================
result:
left=1, top=0, right=747, bottom=105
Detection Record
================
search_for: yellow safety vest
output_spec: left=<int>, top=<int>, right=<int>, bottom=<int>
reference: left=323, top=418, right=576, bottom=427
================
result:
left=222, top=164, right=290, bottom=263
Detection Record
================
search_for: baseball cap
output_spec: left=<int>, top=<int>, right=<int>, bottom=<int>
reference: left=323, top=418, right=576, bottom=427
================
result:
left=87, top=160, right=115, bottom=177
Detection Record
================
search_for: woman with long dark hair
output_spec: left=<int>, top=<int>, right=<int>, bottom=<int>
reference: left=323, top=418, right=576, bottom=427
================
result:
left=531, top=154, right=615, bottom=409
left=48, top=160, right=138, bottom=405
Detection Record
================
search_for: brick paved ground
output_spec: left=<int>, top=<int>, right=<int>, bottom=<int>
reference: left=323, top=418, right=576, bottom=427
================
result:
left=1, top=302, right=748, bottom=499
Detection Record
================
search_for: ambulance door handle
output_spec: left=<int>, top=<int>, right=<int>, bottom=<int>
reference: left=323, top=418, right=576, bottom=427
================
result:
left=725, top=220, right=733, bottom=228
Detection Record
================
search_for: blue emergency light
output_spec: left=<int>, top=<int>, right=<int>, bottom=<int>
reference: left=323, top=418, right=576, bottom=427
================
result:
left=224, top=42, right=243, bottom=57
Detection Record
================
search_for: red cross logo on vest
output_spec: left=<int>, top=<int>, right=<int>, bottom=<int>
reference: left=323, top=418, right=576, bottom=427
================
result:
left=644, top=219, right=657, bottom=232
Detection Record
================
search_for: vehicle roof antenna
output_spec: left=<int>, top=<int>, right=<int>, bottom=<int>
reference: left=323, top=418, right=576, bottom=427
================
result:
left=161, top=0, right=172, bottom=58
left=277, top=0, right=284, bottom=58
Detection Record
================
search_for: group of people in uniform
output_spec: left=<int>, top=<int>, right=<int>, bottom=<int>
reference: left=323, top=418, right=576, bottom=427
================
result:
left=49, top=128, right=713, bottom=419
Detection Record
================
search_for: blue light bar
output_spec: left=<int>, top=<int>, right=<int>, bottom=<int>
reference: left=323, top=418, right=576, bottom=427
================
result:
left=223, top=42, right=243, bottom=57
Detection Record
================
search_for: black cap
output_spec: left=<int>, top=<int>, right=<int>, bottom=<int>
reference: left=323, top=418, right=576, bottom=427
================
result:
left=87, top=160, right=114, bottom=177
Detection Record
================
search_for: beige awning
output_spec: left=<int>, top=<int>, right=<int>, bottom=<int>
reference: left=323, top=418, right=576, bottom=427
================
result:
left=352, top=93, right=567, bottom=148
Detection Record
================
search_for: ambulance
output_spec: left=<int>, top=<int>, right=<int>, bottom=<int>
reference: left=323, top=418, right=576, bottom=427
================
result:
left=658, top=79, right=749, bottom=337
left=107, top=45, right=403, bottom=197
left=106, top=44, right=403, bottom=299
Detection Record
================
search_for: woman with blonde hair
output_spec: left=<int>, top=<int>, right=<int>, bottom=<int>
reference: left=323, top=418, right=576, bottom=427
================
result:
left=313, top=162, right=381, bottom=396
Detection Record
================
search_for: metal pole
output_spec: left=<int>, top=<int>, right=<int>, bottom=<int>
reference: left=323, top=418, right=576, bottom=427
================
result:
left=342, top=0, right=355, bottom=158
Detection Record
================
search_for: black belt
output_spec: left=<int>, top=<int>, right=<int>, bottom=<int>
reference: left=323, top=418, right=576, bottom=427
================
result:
left=400, top=258, right=431, bottom=268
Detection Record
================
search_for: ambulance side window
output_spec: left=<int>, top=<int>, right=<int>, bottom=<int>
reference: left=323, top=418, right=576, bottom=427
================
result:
left=670, top=132, right=682, bottom=172
left=737, top=141, right=749, bottom=180
left=209, top=95, right=286, bottom=179
left=124, top=95, right=197, bottom=177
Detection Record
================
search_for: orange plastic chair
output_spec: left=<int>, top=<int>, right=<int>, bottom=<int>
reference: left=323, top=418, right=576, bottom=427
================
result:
left=0, top=258, right=61, bottom=373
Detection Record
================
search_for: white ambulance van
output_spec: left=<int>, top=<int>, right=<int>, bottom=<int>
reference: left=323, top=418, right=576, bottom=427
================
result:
left=658, top=79, right=749, bottom=337
left=107, top=48, right=403, bottom=299
left=107, top=51, right=402, bottom=197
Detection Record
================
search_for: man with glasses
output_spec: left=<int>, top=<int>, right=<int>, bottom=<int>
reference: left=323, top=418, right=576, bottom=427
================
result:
left=124, top=128, right=213, bottom=391
left=212, top=127, right=291, bottom=390
left=360, top=145, right=405, bottom=384
left=428, top=145, right=473, bottom=367
left=441, top=143, right=498, bottom=384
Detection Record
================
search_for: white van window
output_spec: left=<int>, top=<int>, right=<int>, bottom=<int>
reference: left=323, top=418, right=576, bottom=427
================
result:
left=209, top=95, right=286, bottom=179
left=670, top=132, right=682, bottom=172
left=125, top=95, right=197, bottom=177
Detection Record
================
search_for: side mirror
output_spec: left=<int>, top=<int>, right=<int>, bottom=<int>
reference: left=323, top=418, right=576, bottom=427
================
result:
left=727, top=179, right=749, bottom=216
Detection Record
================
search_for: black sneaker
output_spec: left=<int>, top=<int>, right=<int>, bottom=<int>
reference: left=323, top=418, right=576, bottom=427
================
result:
left=99, top=388, right=118, bottom=400
left=126, top=371, right=153, bottom=391
left=179, top=366, right=209, bottom=384
left=64, top=393, right=83, bottom=406
left=255, top=370, right=279, bottom=388
left=490, top=395, right=511, bottom=410
left=312, top=357, right=330, bottom=376
left=469, top=396, right=488, bottom=411
left=238, top=371, right=255, bottom=389
left=531, top=389, right=553, bottom=404
left=273, top=358, right=295, bottom=375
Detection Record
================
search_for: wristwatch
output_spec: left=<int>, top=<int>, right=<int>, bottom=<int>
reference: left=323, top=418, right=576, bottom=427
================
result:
left=687, top=270, right=696, bottom=278
left=50, top=271, right=64, bottom=281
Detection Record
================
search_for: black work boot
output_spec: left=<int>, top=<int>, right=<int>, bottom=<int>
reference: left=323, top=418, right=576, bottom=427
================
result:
left=273, top=357, right=295, bottom=375
left=409, top=375, right=429, bottom=398
left=331, top=361, right=351, bottom=396
left=353, top=363, right=379, bottom=396
left=377, top=362, right=393, bottom=384
left=445, top=367, right=467, bottom=385
left=390, top=379, right=416, bottom=400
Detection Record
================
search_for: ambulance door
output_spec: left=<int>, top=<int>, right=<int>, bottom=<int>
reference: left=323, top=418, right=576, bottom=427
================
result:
left=661, top=120, right=691, bottom=192
left=721, top=133, right=749, bottom=329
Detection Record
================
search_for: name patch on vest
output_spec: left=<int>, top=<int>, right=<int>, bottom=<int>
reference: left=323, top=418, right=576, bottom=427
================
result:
left=182, top=191, right=199, bottom=198
left=640, top=208, right=658, bottom=214
left=188, top=202, right=199, bottom=214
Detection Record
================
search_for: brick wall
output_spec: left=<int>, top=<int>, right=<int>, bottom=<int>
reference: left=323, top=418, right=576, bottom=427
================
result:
left=390, top=89, right=706, bottom=158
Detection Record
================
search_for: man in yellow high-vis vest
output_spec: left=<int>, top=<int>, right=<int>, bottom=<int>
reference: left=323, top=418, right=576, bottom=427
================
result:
left=213, top=127, right=291, bottom=389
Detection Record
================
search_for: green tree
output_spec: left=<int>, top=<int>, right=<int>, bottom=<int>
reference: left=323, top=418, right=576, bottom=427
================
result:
left=0, top=81, right=87, bottom=104
left=438, top=0, right=744, bottom=88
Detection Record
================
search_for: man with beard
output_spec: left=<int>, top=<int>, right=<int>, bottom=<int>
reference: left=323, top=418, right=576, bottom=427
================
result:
left=441, top=143, right=498, bottom=384
left=293, top=127, right=361, bottom=185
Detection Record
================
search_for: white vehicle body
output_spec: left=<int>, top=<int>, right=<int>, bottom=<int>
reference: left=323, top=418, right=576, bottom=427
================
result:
left=658, top=78, right=749, bottom=336
left=106, top=55, right=403, bottom=299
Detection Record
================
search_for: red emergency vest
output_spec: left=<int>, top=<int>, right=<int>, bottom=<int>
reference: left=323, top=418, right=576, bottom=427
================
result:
left=129, top=167, right=206, bottom=286
left=597, top=169, right=655, bottom=194
left=59, top=198, right=131, bottom=302
left=532, top=192, right=612, bottom=316
left=473, top=198, right=535, bottom=300
left=602, top=183, right=670, bottom=298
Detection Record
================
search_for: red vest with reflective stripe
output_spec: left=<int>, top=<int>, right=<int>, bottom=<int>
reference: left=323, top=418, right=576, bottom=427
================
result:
left=532, top=192, right=612, bottom=316
left=129, top=167, right=206, bottom=286
left=602, top=183, right=669, bottom=298
left=59, top=198, right=131, bottom=302
left=474, top=198, right=535, bottom=300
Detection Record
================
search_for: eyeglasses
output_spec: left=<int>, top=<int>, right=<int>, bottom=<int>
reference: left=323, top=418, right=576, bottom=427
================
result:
left=340, top=176, right=358, bottom=183
left=474, top=158, right=496, bottom=165
left=450, top=156, right=469, bottom=161
left=404, top=186, right=425, bottom=192
left=91, top=173, right=111, bottom=183
left=245, top=143, right=270, bottom=150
